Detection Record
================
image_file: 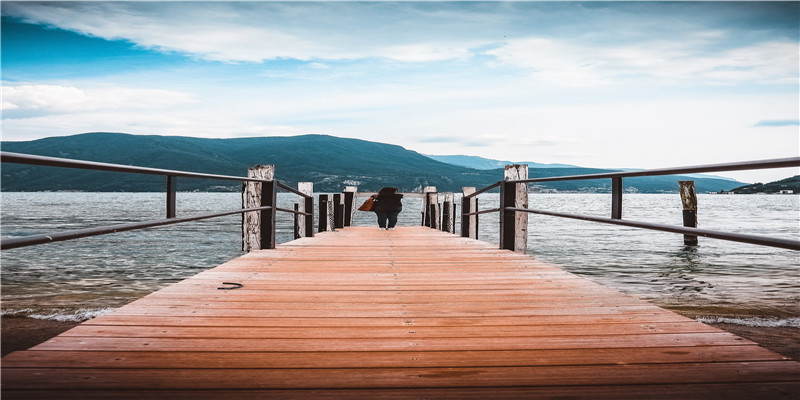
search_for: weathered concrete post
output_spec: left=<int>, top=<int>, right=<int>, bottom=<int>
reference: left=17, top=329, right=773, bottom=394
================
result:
left=242, top=164, right=275, bottom=252
left=342, top=186, right=357, bottom=227
left=499, top=164, right=529, bottom=253
left=679, top=180, right=698, bottom=246
left=441, top=193, right=454, bottom=233
left=294, top=182, right=313, bottom=239
left=461, top=187, right=478, bottom=239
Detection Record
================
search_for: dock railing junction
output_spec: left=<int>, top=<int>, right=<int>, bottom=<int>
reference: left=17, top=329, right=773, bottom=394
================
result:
left=0, top=151, right=314, bottom=251
left=456, top=157, right=800, bottom=252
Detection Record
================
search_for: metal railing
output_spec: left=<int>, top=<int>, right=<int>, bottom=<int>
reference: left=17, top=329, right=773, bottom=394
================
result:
left=462, top=157, right=800, bottom=251
left=0, top=151, right=313, bottom=250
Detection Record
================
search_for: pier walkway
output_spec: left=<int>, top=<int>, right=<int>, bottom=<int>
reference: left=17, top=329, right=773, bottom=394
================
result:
left=3, top=226, right=798, bottom=399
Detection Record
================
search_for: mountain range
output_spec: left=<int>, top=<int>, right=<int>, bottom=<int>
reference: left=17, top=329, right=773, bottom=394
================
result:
left=1, top=132, right=745, bottom=193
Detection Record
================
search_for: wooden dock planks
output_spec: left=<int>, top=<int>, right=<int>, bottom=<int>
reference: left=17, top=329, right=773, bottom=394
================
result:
left=3, top=226, right=798, bottom=399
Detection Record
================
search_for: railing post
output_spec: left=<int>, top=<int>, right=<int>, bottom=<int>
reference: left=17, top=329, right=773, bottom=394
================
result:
left=442, top=193, right=454, bottom=233
left=680, top=180, right=698, bottom=246
left=500, top=165, right=528, bottom=253
left=611, top=177, right=623, bottom=219
left=461, top=187, right=478, bottom=239
left=166, top=175, right=177, bottom=219
left=242, top=164, right=275, bottom=252
left=261, top=179, right=277, bottom=250
left=304, top=189, right=314, bottom=237
left=342, top=186, right=357, bottom=227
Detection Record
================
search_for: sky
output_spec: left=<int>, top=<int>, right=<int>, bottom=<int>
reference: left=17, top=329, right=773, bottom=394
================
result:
left=1, top=1, right=798, bottom=183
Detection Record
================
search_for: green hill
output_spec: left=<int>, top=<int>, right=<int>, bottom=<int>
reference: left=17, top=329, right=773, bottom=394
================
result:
left=729, top=175, right=800, bottom=194
left=1, top=132, right=744, bottom=193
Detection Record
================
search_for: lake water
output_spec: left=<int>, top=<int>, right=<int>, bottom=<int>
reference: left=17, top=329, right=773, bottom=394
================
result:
left=1, top=192, right=798, bottom=328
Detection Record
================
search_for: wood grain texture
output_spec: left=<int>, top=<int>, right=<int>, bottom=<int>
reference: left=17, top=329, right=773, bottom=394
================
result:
left=3, top=226, right=797, bottom=399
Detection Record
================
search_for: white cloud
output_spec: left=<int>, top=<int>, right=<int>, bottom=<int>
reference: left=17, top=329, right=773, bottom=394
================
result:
left=3, top=2, right=475, bottom=63
left=486, top=38, right=798, bottom=87
left=2, top=84, right=195, bottom=118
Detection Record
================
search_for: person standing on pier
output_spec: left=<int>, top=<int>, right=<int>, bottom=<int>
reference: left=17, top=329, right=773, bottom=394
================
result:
left=372, top=187, right=403, bottom=230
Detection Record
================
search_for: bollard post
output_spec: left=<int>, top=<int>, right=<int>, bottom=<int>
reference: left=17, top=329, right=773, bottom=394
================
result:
left=242, top=164, right=275, bottom=252
left=679, top=180, right=698, bottom=246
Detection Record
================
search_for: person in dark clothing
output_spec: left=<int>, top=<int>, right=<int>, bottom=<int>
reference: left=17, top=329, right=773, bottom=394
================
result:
left=371, top=187, right=403, bottom=230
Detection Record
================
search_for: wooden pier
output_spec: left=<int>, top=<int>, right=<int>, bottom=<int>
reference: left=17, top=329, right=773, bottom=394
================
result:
left=2, top=226, right=798, bottom=399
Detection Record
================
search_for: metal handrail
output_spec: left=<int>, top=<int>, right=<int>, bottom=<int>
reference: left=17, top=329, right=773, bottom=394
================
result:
left=1, top=206, right=273, bottom=250
left=507, top=157, right=800, bottom=183
left=1, top=151, right=270, bottom=183
left=1, top=151, right=313, bottom=250
left=506, top=207, right=800, bottom=251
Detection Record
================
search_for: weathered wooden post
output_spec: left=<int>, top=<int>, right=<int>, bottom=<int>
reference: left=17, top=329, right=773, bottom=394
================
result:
left=242, top=164, right=275, bottom=251
left=421, top=186, right=437, bottom=227
left=679, top=180, right=698, bottom=246
left=294, top=182, right=313, bottom=239
left=333, top=193, right=344, bottom=229
left=499, top=164, right=529, bottom=253
left=441, top=193, right=454, bottom=233
left=461, top=187, right=478, bottom=239
left=318, top=194, right=336, bottom=233
left=427, top=190, right=441, bottom=229
left=342, top=186, right=357, bottom=227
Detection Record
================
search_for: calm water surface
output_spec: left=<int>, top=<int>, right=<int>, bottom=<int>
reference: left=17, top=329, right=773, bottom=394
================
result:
left=2, top=192, right=798, bottom=327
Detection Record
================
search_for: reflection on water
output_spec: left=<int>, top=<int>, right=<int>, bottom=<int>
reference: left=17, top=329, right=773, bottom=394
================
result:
left=1, top=192, right=798, bottom=325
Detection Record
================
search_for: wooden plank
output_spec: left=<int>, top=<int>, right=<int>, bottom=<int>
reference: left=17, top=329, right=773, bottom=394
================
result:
left=4, top=345, right=789, bottom=369
left=31, top=332, right=755, bottom=352
left=4, top=362, right=799, bottom=390
left=4, top=384, right=799, bottom=400
left=58, top=321, right=722, bottom=339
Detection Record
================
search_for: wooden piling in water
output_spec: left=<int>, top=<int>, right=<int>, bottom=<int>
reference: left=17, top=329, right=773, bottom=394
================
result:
left=680, top=180, right=698, bottom=246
